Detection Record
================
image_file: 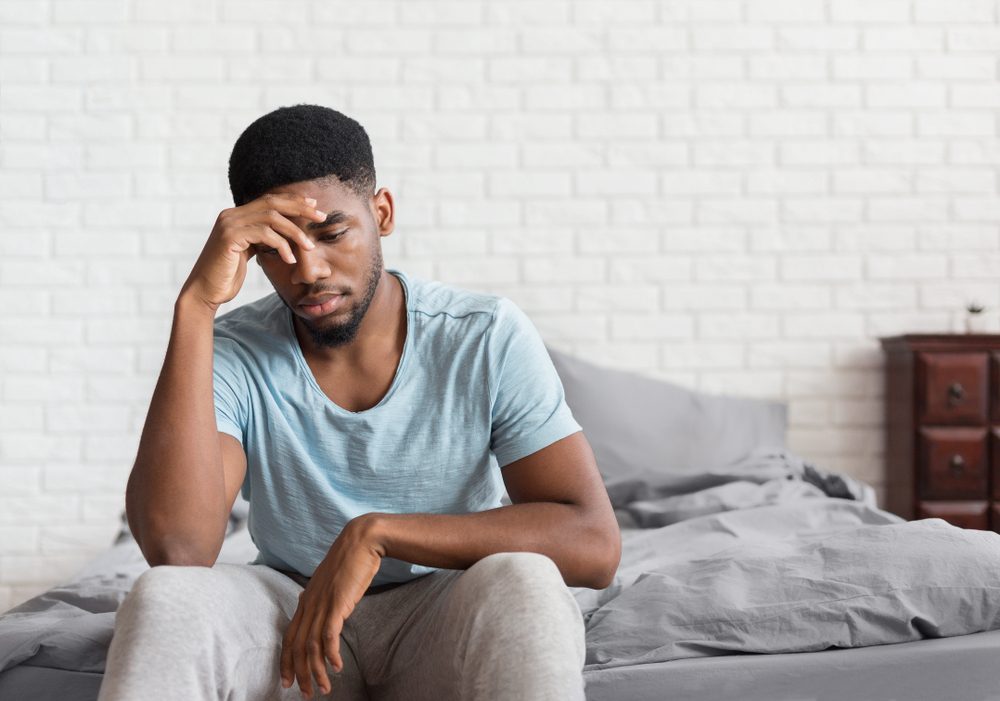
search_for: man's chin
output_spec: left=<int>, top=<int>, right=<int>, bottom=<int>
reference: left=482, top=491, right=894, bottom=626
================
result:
left=303, top=316, right=363, bottom=348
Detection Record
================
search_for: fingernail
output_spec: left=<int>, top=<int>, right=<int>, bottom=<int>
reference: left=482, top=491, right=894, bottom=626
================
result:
left=314, top=209, right=326, bottom=218
left=305, top=198, right=317, bottom=205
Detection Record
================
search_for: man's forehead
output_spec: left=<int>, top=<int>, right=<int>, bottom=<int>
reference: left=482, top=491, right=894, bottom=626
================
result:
left=269, top=173, right=349, bottom=195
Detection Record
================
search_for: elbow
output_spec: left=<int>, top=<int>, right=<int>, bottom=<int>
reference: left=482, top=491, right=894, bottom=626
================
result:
left=582, top=523, right=622, bottom=590
left=135, top=528, right=220, bottom=569
left=142, top=546, right=216, bottom=567
left=595, top=536, right=622, bottom=590
left=126, top=499, right=222, bottom=569
left=145, top=548, right=216, bottom=569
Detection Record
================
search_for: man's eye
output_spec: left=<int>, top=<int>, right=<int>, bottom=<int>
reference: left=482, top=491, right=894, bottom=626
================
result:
left=258, top=231, right=346, bottom=257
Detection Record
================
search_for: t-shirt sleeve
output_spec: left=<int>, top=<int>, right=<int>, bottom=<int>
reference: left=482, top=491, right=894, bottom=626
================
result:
left=213, top=335, right=249, bottom=446
left=487, top=297, right=582, bottom=468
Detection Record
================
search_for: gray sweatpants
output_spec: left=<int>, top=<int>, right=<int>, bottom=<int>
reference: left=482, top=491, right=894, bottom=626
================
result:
left=97, top=551, right=587, bottom=701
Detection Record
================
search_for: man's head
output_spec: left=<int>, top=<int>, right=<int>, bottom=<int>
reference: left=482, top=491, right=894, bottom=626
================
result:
left=228, top=104, right=395, bottom=350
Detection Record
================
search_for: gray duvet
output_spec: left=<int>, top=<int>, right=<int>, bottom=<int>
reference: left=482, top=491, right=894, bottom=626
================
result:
left=3, top=454, right=1000, bottom=698
left=570, top=454, right=1000, bottom=671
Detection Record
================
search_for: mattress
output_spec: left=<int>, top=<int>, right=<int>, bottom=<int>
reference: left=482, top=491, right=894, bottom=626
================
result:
left=583, top=629, right=1000, bottom=701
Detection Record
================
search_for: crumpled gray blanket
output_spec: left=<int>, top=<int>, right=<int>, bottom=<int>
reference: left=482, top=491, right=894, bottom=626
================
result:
left=571, top=453, right=1000, bottom=671
left=617, top=449, right=875, bottom=528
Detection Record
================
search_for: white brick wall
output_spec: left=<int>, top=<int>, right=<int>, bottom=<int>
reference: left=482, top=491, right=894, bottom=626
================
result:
left=1, top=0, right=999, bottom=612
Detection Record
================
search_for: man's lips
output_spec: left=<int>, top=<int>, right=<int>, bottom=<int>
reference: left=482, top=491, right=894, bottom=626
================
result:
left=298, top=294, right=347, bottom=317
left=298, top=293, right=341, bottom=306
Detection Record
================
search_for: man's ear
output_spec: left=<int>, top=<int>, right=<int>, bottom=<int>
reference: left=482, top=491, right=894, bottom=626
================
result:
left=372, top=187, right=395, bottom=237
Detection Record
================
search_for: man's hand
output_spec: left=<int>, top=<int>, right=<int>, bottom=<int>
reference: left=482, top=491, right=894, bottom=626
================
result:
left=179, top=192, right=327, bottom=313
left=280, top=517, right=384, bottom=698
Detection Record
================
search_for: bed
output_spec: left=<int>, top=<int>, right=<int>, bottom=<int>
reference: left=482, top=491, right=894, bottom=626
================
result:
left=3, top=348, right=1000, bottom=700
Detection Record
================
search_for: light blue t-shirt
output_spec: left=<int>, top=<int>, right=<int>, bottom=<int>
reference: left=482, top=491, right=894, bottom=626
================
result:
left=212, top=268, right=582, bottom=586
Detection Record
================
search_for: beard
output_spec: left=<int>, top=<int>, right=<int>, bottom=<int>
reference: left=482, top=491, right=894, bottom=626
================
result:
left=290, top=243, right=384, bottom=349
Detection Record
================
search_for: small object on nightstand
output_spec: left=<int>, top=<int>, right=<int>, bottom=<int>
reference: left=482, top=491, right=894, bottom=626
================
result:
left=965, top=301, right=986, bottom=333
left=880, top=334, right=1000, bottom=531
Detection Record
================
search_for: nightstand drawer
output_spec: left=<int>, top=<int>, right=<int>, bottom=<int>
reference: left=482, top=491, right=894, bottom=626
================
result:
left=991, top=428, right=1000, bottom=501
left=917, top=352, right=988, bottom=425
left=917, top=501, right=989, bottom=530
left=992, top=353, right=1000, bottom=424
left=918, top=427, right=988, bottom=499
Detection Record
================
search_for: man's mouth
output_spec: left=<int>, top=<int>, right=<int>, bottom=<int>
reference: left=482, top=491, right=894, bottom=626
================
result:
left=298, top=294, right=347, bottom=318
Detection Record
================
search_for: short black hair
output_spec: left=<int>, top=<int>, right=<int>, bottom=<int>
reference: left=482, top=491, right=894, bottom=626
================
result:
left=228, top=104, right=376, bottom=206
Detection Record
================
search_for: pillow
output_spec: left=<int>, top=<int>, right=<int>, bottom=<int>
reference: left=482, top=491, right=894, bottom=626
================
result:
left=546, top=347, right=787, bottom=507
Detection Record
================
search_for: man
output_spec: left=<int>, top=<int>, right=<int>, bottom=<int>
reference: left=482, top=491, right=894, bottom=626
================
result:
left=99, top=104, right=621, bottom=701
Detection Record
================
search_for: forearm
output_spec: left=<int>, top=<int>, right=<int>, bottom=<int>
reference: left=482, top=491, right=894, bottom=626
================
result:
left=360, top=502, right=620, bottom=589
left=127, top=293, right=228, bottom=566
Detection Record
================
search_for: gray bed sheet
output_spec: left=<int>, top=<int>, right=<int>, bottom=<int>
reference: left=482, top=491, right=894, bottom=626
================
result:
left=3, top=457, right=1000, bottom=700
left=583, top=628, right=1000, bottom=701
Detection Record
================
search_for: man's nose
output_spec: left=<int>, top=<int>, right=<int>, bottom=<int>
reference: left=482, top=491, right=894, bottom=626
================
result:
left=289, top=244, right=331, bottom=285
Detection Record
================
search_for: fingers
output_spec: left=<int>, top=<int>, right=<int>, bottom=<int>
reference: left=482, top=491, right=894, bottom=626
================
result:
left=227, top=194, right=325, bottom=263
left=292, top=600, right=318, bottom=698
left=259, top=208, right=319, bottom=255
left=249, top=192, right=327, bottom=224
left=323, top=613, right=345, bottom=673
left=253, top=227, right=301, bottom=265
left=307, top=608, right=334, bottom=697
left=282, top=585, right=353, bottom=699
left=252, top=193, right=327, bottom=247
left=244, top=228, right=295, bottom=265
left=280, top=594, right=305, bottom=691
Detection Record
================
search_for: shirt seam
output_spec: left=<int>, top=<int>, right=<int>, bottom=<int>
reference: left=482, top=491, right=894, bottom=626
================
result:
left=411, top=309, right=493, bottom=320
left=484, top=299, right=504, bottom=411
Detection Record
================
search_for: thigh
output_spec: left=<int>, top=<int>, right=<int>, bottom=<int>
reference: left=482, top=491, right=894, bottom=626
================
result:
left=350, top=553, right=586, bottom=701
left=118, top=563, right=300, bottom=657
left=100, top=563, right=369, bottom=701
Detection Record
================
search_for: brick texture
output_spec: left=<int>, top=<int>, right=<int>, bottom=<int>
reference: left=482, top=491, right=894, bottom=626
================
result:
left=1, top=0, right=999, bottom=612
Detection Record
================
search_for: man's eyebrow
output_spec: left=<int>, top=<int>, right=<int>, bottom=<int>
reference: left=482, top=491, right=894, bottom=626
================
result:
left=306, top=211, right=351, bottom=231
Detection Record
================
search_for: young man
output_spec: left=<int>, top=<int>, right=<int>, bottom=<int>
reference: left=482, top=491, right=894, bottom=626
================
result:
left=99, top=104, right=621, bottom=701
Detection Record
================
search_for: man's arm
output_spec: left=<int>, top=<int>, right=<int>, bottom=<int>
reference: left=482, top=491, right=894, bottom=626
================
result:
left=358, top=430, right=621, bottom=589
left=126, top=294, right=237, bottom=567
left=127, top=193, right=324, bottom=567
left=282, top=430, right=619, bottom=697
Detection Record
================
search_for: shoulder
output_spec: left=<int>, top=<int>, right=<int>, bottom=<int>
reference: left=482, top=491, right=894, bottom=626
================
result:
left=215, top=292, right=284, bottom=328
left=213, top=292, right=286, bottom=354
left=397, top=269, right=504, bottom=322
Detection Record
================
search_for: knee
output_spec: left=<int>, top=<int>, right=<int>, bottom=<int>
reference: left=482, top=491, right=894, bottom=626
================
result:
left=124, top=565, right=216, bottom=620
left=131, top=564, right=213, bottom=598
left=464, top=552, right=578, bottom=615
left=468, top=551, right=562, bottom=587
left=457, top=553, right=586, bottom=668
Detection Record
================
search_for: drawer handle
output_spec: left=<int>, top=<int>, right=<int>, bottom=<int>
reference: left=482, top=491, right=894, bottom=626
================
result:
left=947, top=382, right=965, bottom=405
left=949, top=454, right=966, bottom=477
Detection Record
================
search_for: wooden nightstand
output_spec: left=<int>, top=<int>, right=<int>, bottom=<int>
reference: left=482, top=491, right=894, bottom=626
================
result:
left=880, top=334, right=1000, bottom=530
